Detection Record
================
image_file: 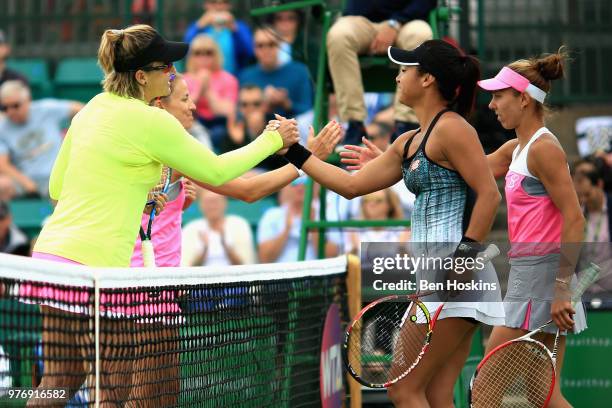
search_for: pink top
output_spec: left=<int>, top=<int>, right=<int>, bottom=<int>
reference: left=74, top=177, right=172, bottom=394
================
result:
left=184, top=70, right=239, bottom=120
left=505, top=127, right=562, bottom=257
left=131, top=180, right=186, bottom=267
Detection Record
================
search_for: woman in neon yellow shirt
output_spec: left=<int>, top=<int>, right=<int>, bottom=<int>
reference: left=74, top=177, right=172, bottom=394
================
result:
left=33, top=24, right=298, bottom=267
left=27, top=24, right=299, bottom=406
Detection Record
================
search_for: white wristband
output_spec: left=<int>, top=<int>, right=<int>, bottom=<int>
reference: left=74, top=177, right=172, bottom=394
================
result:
left=295, top=168, right=306, bottom=178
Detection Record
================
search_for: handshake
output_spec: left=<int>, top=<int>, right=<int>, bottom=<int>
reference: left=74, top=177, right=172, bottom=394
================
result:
left=265, top=114, right=343, bottom=160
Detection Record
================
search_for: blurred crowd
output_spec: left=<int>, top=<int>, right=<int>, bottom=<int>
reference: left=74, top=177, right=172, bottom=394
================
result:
left=0, top=0, right=610, bottom=274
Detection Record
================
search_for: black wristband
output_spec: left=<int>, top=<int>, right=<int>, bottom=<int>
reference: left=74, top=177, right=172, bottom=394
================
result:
left=454, top=236, right=482, bottom=259
left=284, top=143, right=312, bottom=169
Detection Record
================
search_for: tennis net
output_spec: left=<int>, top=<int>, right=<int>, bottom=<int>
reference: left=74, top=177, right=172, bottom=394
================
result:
left=0, top=254, right=348, bottom=407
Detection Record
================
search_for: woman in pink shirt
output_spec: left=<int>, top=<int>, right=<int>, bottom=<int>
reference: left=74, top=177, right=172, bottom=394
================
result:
left=479, top=49, right=586, bottom=408
left=184, top=34, right=238, bottom=149
left=133, top=72, right=342, bottom=269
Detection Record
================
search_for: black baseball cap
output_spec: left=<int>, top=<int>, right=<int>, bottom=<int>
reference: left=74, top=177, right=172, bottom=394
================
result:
left=387, top=40, right=452, bottom=82
left=113, top=32, right=188, bottom=73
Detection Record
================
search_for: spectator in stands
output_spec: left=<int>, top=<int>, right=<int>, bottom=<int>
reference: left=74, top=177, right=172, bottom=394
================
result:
left=572, top=157, right=612, bottom=303
left=183, top=189, right=255, bottom=266
left=239, top=28, right=313, bottom=118
left=258, top=177, right=339, bottom=263
left=0, top=30, right=28, bottom=87
left=183, top=0, right=254, bottom=75
left=347, top=188, right=410, bottom=254
left=223, top=84, right=285, bottom=171
left=268, top=10, right=319, bottom=75
left=0, top=80, right=83, bottom=199
left=0, top=200, right=30, bottom=256
left=366, top=120, right=393, bottom=152
left=269, top=10, right=300, bottom=67
left=327, top=0, right=435, bottom=144
left=184, top=34, right=238, bottom=149
left=573, top=158, right=611, bottom=242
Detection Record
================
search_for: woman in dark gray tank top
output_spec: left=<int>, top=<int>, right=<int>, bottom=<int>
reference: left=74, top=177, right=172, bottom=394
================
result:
left=287, top=40, right=503, bottom=407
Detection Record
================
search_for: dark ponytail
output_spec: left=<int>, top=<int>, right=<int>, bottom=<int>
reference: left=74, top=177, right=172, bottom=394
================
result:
left=453, top=55, right=481, bottom=118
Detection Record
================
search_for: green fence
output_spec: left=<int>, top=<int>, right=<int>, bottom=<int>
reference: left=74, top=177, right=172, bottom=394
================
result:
left=476, top=0, right=612, bottom=104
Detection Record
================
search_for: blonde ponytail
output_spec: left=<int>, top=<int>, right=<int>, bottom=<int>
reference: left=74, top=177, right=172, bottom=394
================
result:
left=97, top=25, right=157, bottom=98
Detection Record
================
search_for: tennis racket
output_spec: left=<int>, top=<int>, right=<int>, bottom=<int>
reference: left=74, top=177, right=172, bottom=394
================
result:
left=344, top=243, right=501, bottom=388
left=469, top=262, right=601, bottom=408
left=140, top=166, right=173, bottom=267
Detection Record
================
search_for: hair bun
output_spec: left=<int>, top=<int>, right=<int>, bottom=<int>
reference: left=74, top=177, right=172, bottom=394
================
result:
left=534, top=48, right=567, bottom=81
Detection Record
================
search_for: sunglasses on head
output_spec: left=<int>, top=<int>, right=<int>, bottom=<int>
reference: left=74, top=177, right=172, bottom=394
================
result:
left=240, top=100, right=262, bottom=108
left=139, top=62, right=174, bottom=74
left=255, top=41, right=278, bottom=49
left=192, top=49, right=216, bottom=57
left=0, top=102, right=22, bottom=112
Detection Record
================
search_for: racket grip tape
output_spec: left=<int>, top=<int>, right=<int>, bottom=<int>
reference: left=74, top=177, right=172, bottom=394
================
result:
left=480, top=244, right=500, bottom=262
left=142, top=240, right=156, bottom=267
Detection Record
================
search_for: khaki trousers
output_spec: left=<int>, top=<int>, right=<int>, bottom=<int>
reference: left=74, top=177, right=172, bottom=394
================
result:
left=327, top=16, right=433, bottom=123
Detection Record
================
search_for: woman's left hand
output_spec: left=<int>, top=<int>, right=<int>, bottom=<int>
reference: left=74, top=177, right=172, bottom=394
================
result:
left=339, top=137, right=383, bottom=170
left=307, top=121, right=343, bottom=160
left=144, top=193, right=168, bottom=215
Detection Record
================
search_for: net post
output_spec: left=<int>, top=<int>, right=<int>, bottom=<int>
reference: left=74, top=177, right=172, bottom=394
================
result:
left=346, top=254, right=362, bottom=407
left=94, top=269, right=101, bottom=408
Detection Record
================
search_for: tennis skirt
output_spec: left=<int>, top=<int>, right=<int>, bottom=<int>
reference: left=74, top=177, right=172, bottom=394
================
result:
left=504, top=253, right=587, bottom=335
left=420, top=262, right=505, bottom=326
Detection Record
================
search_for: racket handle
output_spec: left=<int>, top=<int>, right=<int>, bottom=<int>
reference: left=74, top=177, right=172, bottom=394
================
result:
left=480, top=244, right=501, bottom=263
left=142, top=240, right=156, bottom=267
left=572, top=263, right=601, bottom=302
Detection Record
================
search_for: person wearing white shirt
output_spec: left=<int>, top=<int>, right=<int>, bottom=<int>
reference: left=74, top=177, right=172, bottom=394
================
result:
left=182, top=189, right=255, bottom=266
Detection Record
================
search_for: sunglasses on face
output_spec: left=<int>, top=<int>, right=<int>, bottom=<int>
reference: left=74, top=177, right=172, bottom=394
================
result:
left=274, top=14, right=298, bottom=22
left=363, top=197, right=386, bottom=204
left=0, top=102, right=22, bottom=112
left=139, top=62, right=173, bottom=74
left=192, top=49, right=216, bottom=57
left=255, top=41, right=278, bottom=49
left=240, top=100, right=263, bottom=108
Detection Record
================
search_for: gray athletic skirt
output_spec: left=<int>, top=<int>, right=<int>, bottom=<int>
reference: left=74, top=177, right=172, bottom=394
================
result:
left=504, top=253, right=587, bottom=335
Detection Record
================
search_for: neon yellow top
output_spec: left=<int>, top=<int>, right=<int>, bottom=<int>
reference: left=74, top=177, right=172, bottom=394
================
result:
left=33, top=92, right=282, bottom=266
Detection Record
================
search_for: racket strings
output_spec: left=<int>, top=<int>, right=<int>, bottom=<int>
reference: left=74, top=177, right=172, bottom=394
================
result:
left=471, top=340, right=554, bottom=407
left=347, top=301, right=430, bottom=385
